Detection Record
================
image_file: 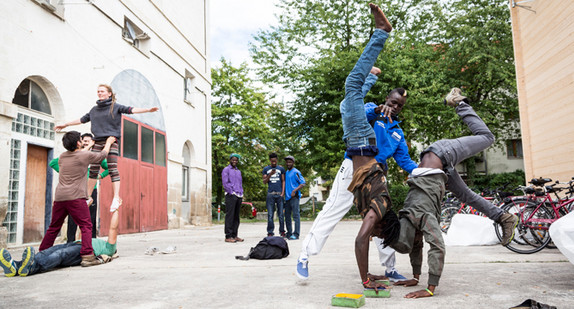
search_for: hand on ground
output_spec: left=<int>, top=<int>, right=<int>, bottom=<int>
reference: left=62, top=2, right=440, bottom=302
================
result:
left=363, top=280, right=388, bottom=293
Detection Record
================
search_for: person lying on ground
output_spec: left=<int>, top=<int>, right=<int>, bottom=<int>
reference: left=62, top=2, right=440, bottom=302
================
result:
left=1, top=202, right=122, bottom=277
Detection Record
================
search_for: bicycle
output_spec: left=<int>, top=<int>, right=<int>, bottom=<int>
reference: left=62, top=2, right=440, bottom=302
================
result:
left=440, top=183, right=511, bottom=233
left=495, top=177, right=574, bottom=254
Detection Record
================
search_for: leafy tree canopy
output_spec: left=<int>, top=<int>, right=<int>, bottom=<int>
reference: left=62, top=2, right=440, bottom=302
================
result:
left=249, top=0, right=518, bottom=182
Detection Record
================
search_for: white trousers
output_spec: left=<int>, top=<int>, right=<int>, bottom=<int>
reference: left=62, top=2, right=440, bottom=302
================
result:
left=299, top=159, right=397, bottom=271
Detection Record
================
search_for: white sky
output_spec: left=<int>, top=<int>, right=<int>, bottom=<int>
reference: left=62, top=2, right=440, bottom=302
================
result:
left=209, top=0, right=294, bottom=103
left=209, top=0, right=281, bottom=68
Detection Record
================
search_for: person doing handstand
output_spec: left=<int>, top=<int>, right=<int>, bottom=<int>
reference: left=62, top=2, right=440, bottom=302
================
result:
left=338, top=3, right=395, bottom=292
left=389, top=88, right=518, bottom=298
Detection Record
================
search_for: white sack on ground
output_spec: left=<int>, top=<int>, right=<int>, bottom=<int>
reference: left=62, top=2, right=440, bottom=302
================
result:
left=444, top=214, right=499, bottom=246
left=549, top=211, right=574, bottom=265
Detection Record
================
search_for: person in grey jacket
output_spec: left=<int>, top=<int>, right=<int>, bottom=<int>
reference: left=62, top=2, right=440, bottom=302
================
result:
left=55, top=84, right=158, bottom=213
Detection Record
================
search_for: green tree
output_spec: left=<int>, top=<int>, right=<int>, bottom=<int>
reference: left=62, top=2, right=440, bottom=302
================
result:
left=250, top=0, right=518, bottom=184
left=211, top=59, right=278, bottom=205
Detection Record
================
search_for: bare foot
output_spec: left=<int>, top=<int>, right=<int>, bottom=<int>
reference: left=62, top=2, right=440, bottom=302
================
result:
left=370, top=67, right=381, bottom=76
left=394, top=278, right=418, bottom=287
left=404, top=289, right=433, bottom=299
left=369, top=3, right=392, bottom=32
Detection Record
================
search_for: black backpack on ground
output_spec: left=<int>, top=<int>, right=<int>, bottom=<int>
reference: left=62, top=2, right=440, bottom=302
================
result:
left=235, top=236, right=289, bottom=260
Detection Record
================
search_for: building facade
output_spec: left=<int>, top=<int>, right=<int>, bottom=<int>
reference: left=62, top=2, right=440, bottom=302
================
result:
left=0, top=0, right=212, bottom=247
left=509, top=0, right=574, bottom=182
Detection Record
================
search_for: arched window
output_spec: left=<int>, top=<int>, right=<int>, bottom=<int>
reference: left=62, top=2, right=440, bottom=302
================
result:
left=182, top=143, right=191, bottom=201
left=12, top=79, right=52, bottom=115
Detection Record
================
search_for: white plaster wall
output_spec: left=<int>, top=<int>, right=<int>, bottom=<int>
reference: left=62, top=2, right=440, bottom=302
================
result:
left=0, top=0, right=212, bottom=241
left=308, top=176, right=326, bottom=202
left=484, top=147, right=525, bottom=174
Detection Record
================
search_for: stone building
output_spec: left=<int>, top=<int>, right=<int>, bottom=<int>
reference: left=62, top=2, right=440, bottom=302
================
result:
left=0, top=0, right=212, bottom=247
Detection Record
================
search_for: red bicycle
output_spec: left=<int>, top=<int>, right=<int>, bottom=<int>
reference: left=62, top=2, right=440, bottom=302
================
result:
left=496, top=177, right=574, bottom=254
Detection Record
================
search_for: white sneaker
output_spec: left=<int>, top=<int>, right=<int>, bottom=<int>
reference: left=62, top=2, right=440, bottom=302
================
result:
left=110, top=198, right=121, bottom=212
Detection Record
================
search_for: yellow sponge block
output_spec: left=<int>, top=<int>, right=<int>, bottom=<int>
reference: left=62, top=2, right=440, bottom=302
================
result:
left=331, top=293, right=366, bottom=308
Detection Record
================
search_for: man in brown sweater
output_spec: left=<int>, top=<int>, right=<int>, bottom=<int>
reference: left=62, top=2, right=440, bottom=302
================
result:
left=39, top=131, right=115, bottom=267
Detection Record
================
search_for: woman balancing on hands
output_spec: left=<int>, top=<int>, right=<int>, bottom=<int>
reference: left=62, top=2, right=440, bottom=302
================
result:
left=55, top=84, right=158, bottom=212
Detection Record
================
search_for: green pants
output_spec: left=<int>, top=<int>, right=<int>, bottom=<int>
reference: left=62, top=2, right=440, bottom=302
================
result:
left=392, top=173, right=446, bottom=286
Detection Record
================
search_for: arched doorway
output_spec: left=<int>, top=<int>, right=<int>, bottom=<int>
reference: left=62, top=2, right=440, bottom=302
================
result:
left=3, top=77, right=60, bottom=245
left=98, top=70, right=168, bottom=235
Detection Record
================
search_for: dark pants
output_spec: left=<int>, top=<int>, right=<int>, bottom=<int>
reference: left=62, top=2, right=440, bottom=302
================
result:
left=285, top=196, right=301, bottom=238
left=266, top=193, right=284, bottom=235
left=224, top=194, right=242, bottom=239
left=29, top=242, right=82, bottom=276
left=423, top=103, right=502, bottom=221
left=40, top=198, right=94, bottom=256
left=67, top=188, right=98, bottom=241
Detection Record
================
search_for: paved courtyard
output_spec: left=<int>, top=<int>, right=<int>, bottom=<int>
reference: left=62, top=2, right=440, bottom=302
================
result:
left=1, top=220, right=573, bottom=308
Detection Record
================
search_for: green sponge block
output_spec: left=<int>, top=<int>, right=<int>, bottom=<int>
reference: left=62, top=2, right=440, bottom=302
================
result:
left=375, top=280, right=391, bottom=286
left=331, top=293, right=366, bottom=308
left=363, top=287, right=391, bottom=298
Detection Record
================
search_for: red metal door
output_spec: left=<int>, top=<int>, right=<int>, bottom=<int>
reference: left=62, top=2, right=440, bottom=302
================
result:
left=153, top=164, right=168, bottom=230
left=99, top=157, right=141, bottom=235
left=139, top=165, right=154, bottom=232
left=99, top=116, right=167, bottom=235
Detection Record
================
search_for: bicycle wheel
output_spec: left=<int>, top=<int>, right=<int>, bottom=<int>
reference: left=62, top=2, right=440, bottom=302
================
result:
left=520, top=204, right=552, bottom=247
left=440, top=206, right=460, bottom=233
left=504, top=203, right=552, bottom=254
left=495, top=197, right=529, bottom=246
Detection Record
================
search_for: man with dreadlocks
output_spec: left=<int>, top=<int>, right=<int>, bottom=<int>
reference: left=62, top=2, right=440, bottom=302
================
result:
left=389, top=87, right=518, bottom=298
left=335, top=3, right=397, bottom=292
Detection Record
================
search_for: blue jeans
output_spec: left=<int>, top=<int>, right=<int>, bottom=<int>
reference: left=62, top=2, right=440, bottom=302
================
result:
left=285, top=196, right=301, bottom=238
left=31, top=242, right=82, bottom=275
left=340, top=29, right=389, bottom=148
left=266, top=193, right=284, bottom=235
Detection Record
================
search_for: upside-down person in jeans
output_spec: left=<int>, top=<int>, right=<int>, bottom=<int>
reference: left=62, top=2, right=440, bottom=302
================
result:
left=388, top=88, right=519, bottom=298
left=338, top=3, right=397, bottom=292
left=1, top=200, right=122, bottom=277
left=297, top=68, right=415, bottom=281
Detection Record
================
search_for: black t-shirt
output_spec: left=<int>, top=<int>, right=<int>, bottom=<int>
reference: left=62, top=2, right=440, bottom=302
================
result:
left=262, top=165, right=285, bottom=193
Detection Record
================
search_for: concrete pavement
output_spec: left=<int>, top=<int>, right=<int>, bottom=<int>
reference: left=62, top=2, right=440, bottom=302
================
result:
left=1, top=220, right=573, bottom=308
